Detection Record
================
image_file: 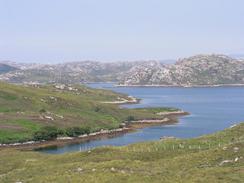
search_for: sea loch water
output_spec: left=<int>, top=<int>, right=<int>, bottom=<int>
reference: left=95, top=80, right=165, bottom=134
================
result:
left=39, top=83, right=244, bottom=154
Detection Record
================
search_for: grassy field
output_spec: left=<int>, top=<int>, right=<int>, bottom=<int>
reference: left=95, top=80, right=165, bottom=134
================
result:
left=0, top=123, right=243, bottom=182
left=0, top=82, right=177, bottom=143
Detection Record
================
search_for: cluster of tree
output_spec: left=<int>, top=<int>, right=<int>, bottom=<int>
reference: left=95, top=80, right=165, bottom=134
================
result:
left=65, top=127, right=91, bottom=137
left=126, top=115, right=135, bottom=122
left=33, top=115, right=136, bottom=141
left=33, top=126, right=91, bottom=141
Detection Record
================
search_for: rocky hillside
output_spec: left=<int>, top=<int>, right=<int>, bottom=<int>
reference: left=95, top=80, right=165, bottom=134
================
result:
left=120, top=54, right=244, bottom=86
left=0, top=82, right=172, bottom=144
left=0, top=61, right=139, bottom=84
left=1, top=54, right=244, bottom=86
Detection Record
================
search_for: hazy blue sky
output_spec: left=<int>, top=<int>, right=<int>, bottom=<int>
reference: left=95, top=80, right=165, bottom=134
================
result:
left=0, top=0, right=244, bottom=63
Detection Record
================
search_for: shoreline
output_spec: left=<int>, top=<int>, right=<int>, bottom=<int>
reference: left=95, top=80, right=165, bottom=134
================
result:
left=0, top=112, right=189, bottom=151
left=128, top=111, right=189, bottom=129
left=115, top=83, right=244, bottom=88
left=0, top=127, right=133, bottom=151
left=100, top=96, right=139, bottom=105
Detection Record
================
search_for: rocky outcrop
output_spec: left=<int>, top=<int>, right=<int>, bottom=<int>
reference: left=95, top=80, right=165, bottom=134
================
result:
left=120, top=54, right=244, bottom=86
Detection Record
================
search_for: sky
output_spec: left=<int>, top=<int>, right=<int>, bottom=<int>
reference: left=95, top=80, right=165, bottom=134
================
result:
left=0, top=0, right=244, bottom=63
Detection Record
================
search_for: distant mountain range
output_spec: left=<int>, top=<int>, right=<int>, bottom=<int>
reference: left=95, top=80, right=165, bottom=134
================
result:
left=229, top=54, right=244, bottom=60
left=120, top=54, right=244, bottom=86
left=0, top=63, right=18, bottom=74
left=1, top=54, right=244, bottom=86
left=0, top=60, right=143, bottom=84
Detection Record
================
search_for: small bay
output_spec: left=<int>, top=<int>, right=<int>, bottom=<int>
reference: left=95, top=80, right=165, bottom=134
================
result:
left=39, top=83, right=244, bottom=154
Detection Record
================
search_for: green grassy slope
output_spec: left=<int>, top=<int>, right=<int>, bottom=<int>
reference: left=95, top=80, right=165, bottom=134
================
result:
left=0, top=82, right=175, bottom=143
left=0, top=123, right=243, bottom=183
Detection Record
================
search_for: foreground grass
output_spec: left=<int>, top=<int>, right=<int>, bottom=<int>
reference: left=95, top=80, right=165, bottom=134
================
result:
left=0, top=82, right=176, bottom=143
left=0, top=123, right=243, bottom=183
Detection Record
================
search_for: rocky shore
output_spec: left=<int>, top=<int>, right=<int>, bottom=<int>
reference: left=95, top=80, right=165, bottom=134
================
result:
left=156, top=110, right=189, bottom=116
left=0, top=127, right=132, bottom=150
left=116, top=84, right=244, bottom=88
left=101, top=96, right=138, bottom=104
left=127, top=111, right=188, bottom=129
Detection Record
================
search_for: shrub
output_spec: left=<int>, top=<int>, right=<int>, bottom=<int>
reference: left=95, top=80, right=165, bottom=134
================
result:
left=33, top=126, right=60, bottom=141
left=65, top=127, right=91, bottom=137
left=126, top=115, right=135, bottom=122
left=94, top=106, right=101, bottom=112
left=39, top=108, right=46, bottom=113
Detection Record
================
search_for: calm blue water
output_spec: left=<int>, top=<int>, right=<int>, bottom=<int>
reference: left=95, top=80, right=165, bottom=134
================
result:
left=39, top=83, right=244, bottom=154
